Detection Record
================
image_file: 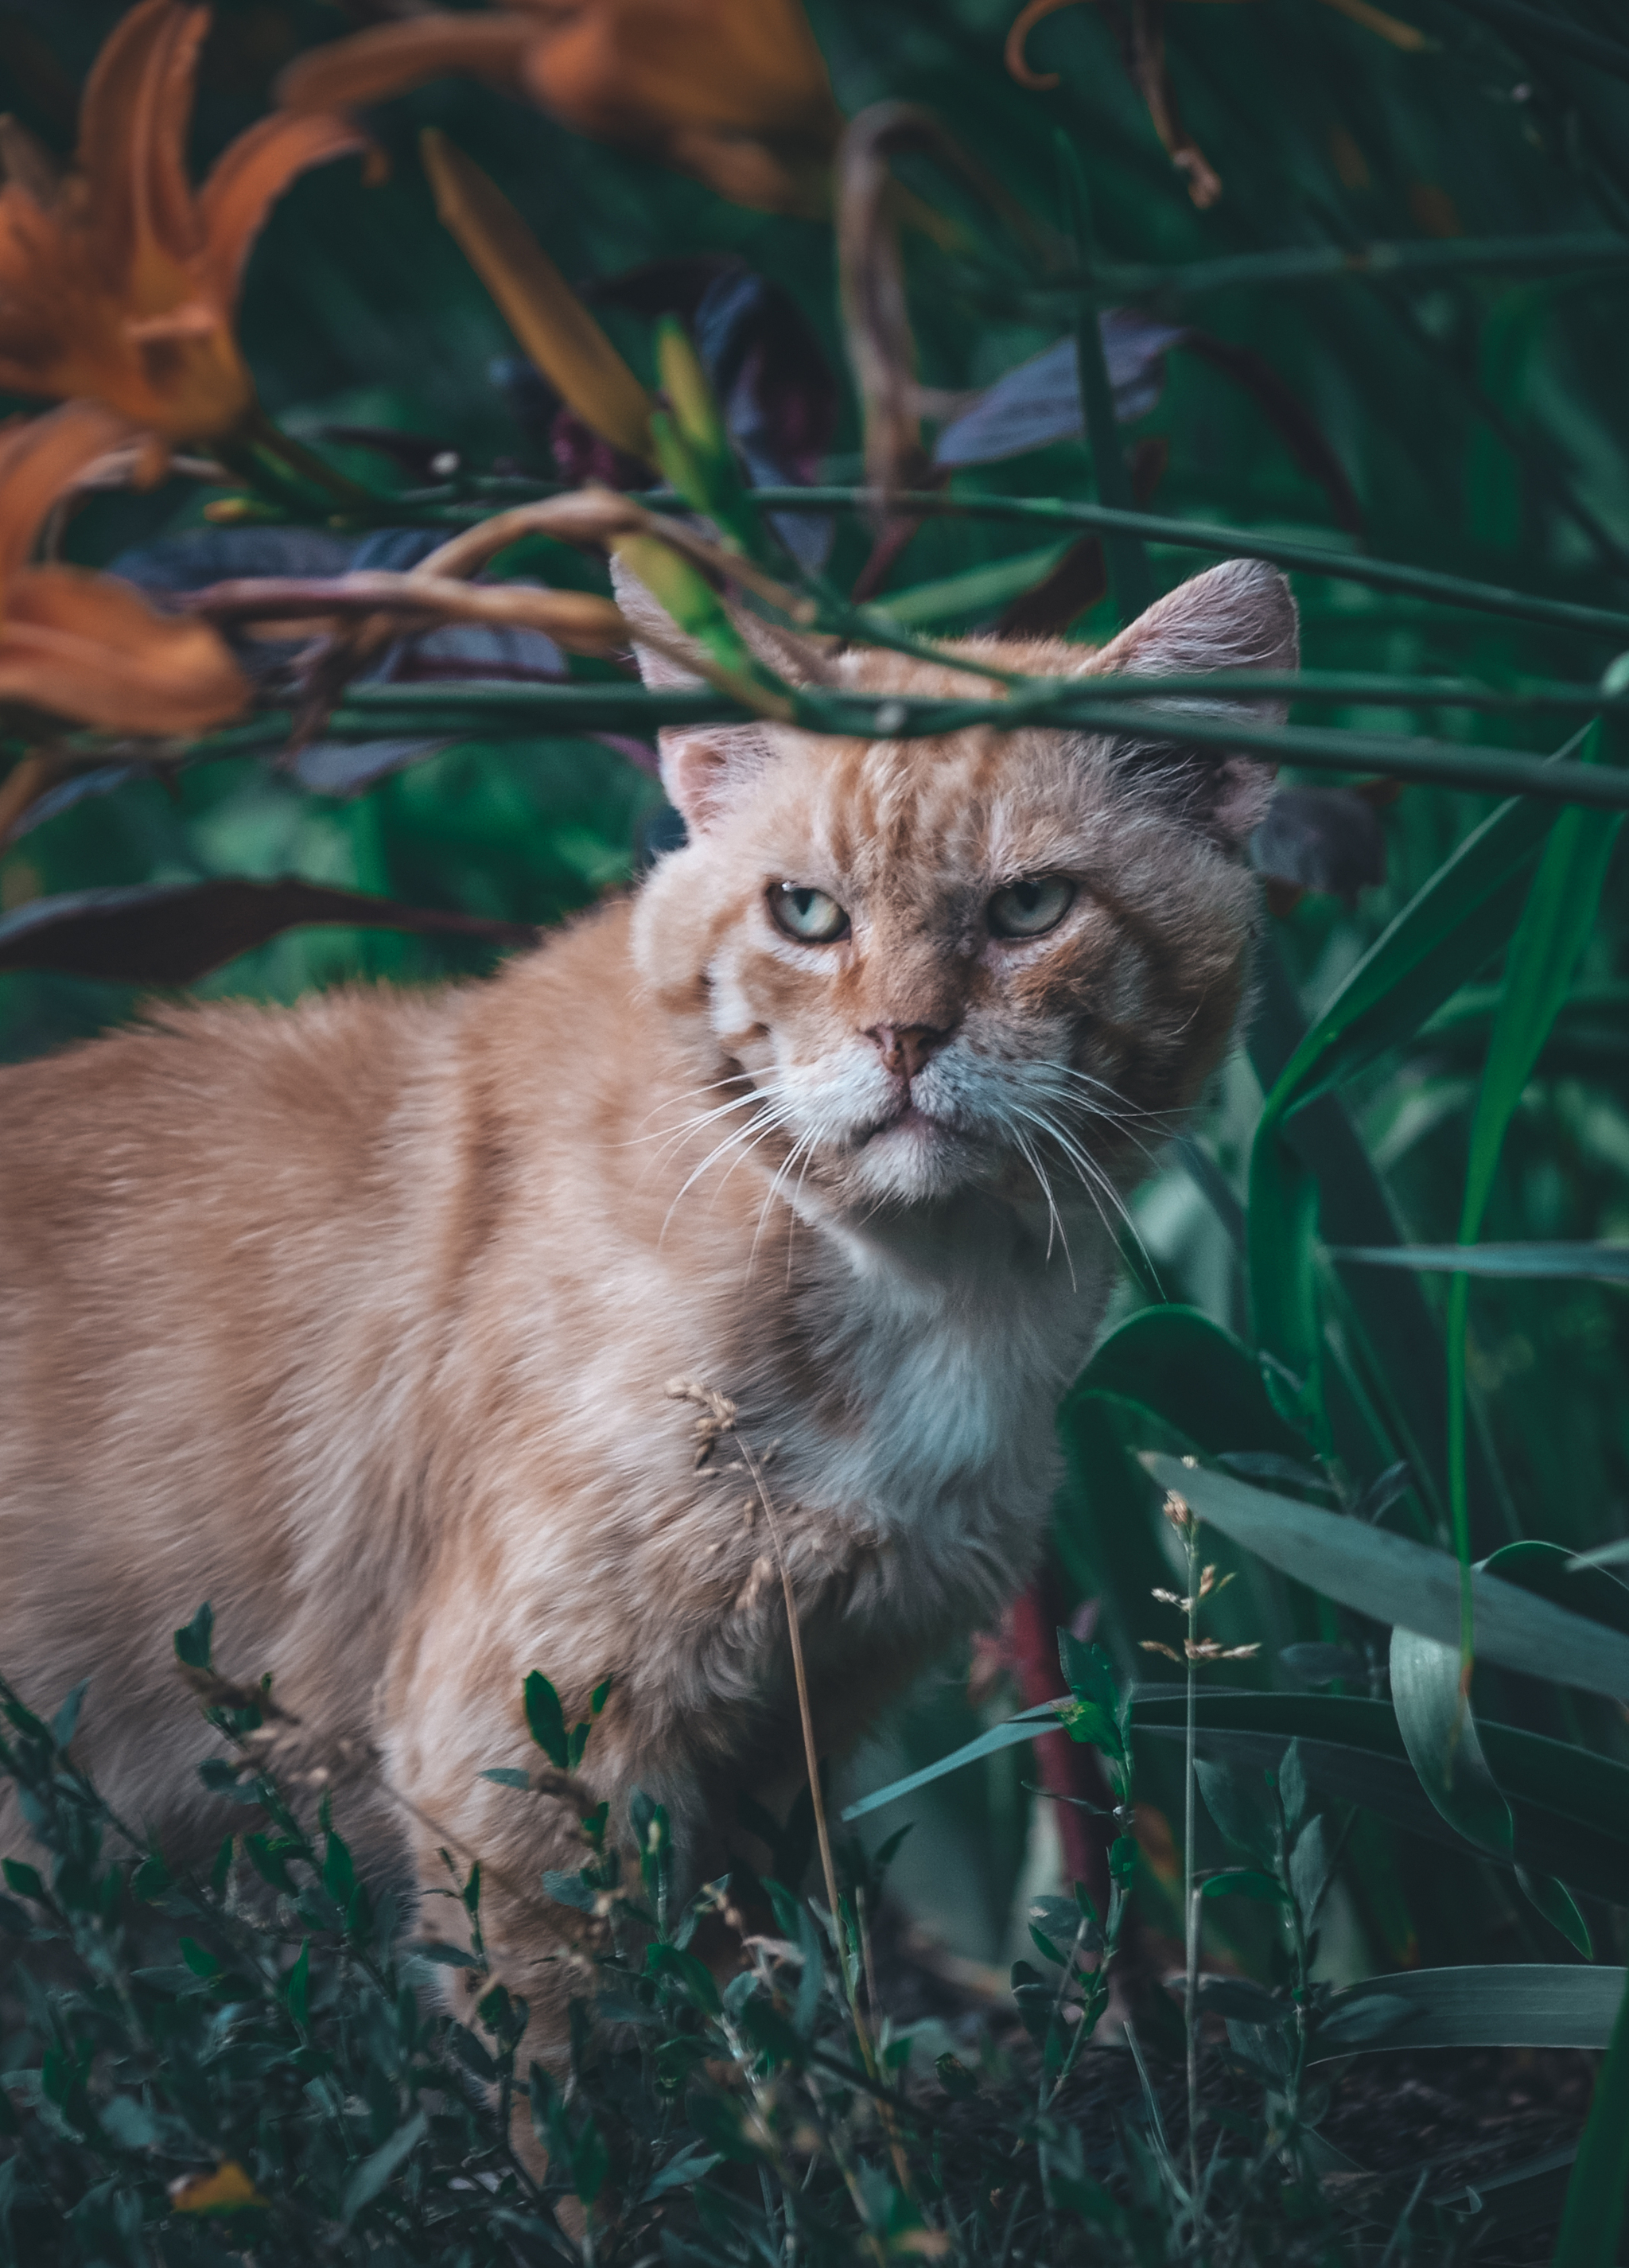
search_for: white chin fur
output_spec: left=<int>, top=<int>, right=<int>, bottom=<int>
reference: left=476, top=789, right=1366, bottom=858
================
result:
left=843, top=1118, right=986, bottom=1207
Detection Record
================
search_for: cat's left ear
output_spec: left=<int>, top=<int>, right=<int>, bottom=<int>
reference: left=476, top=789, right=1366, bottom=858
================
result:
left=1079, top=558, right=1298, bottom=846
left=609, top=556, right=785, bottom=834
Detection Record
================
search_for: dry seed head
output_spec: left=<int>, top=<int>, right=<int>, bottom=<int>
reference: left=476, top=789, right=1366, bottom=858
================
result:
left=1162, top=1489, right=1194, bottom=1531
left=665, top=1374, right=738, bottom=1467
left=1140, top=1639, right=1184, bottom=1663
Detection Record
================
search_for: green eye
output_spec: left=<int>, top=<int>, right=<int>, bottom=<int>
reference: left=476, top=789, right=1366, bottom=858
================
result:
left=988, top=875, right=1075, bottom=939
left=768, top=882, right=850, bottom=943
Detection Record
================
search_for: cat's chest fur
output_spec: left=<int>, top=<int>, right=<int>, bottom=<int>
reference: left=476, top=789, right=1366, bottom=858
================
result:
left=623, top=1192, right=1115, bottom=1744
left=779, top=1200, right=1110, bottom=1543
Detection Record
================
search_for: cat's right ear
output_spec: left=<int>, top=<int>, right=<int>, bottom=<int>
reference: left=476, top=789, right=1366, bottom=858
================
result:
left=609, top=557, right=775, bottom=834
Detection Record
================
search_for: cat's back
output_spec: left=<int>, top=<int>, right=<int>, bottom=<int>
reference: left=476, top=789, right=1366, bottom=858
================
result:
left=0, top=978, right=450, bottom=1308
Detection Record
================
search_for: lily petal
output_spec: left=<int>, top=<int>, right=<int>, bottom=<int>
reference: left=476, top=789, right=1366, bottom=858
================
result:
left=197, top=111, right=371, bottom=313
left=524, top=0, right=838, bottom=141
left=421, top=129, right=656, bottom=468
left=78, top=0, right=209, bottom=282
left=0, top=400, right=137, bottom=587
left=0, top=566, right=249, bottom=735
left=0, top=117, right=64, bottom=210
left=276, top=14, right=536, bottom=113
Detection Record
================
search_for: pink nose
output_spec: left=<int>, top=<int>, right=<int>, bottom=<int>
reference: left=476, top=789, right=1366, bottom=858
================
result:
left=865, top=1024, right=951, bottom=1080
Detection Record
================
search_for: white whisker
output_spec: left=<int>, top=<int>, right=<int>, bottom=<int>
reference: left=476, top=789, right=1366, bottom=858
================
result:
left=1010, top=1126, right=1077, bottom=1290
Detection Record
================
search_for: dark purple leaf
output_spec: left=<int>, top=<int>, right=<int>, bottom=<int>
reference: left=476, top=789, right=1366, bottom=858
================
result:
left=109, top=526, right=363, bottom=592
left=582, top=256, right=838, bottom=563
left=1251, top=785, right=1388, bottom=904
left=932, top=312, right=1184, bottom=469
left=0, top=878, right=537, bottom=986
left=11, top=764, right=149, bottom=838
left=548, top=407, right=655, bottom=493
left=291, top=739, right=457, bottom=796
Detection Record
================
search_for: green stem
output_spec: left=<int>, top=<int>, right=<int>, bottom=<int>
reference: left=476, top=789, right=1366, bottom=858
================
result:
left=167, top=686, right=1629, bottom=808
left=1055, top=133, right=1154, bottom=626
left=238, top=402, right=379, bottom=510
left=741, top=489, right=1629, bottom=643
left=1184, top=1520, right=1201, bottom=2219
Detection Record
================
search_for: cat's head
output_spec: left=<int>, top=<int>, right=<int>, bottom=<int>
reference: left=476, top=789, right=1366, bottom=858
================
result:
left=622, top=557, right=1295, bottom=1226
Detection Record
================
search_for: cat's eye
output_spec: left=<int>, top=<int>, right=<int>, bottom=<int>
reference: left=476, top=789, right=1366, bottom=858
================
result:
left=987, top=875, right=1075, bottom=939
left=768, top=882, right=850, bottom=943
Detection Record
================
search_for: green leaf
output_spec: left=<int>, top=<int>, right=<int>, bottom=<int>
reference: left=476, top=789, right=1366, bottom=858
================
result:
left=1514, top=1866, right=1594, bottom=1960
left=480, top=1767, right=531, bottom=1789
left=321, top=1830, right=355, bottom=1909
left=1288, top=1811, right=1332, bottom=1932
left=1069, top=1306, right=1306, bottom=1457
left=872, top=543, right=1072, bottom=628
left=1193, top=1757, right=1277, bottom=1867
left=1329, top=1242, right=1629, bottom=1278
left=1390, top=1545, right=1612, bottom=1958
left=284, top=1941, right=309, bottom=2029
left=1136, top=1687, right=1629, bottom=1905
left=49, top=1680, right=88, bottom=1752
left=173, top=1602, right=214, bottom=1672
left=839, top=1705, right=1057, bottom=1821
left=1447, top=712, right=1624, bottom=1657
left=1554, top=1969, right=1629, bottom=2268
left=523, top=1672, right=570, bottom=1772
left=640, top=2142, right=722, bottom=2201
left=1262, top=772, right=1572, bottom=1126
left=1144, top=1454, right=1629, bottom=1700
left=1, top=1861, right=45, bottom=1905
left=1245, top=753, right=1583, bottom=1430
left=342, top=2109, right=427, bottom=2223
left=1200, top=1868, right=1289, bottom=1903
left=1310, top=1967, right=1626, bottom=2062
left=1390, top=1626, right=1514, bottom=1858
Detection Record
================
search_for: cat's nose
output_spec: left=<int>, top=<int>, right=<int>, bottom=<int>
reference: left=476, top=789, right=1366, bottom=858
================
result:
left=865, top=1023, right=952, bottom=1080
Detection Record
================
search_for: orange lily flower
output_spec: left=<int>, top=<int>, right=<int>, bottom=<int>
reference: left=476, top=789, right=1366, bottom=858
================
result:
left=0, top=0, right=367, bottom=440
left=0, top=402, right=248, bottom=737
left=278, top=0, right=843, bottom=217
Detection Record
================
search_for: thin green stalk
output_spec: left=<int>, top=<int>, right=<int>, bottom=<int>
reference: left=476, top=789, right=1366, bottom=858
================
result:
left=165, top=684, right=1629, bottom=809
left=1056, top=134, right=1154, bottom=624
left=236, top=403, right=379, bottom=511
left=743, top=489, right=1629, bottom=642
left=1043, top=232, right=1629, bottom=308
left=1184, top=1516, right=1201, bottom=2218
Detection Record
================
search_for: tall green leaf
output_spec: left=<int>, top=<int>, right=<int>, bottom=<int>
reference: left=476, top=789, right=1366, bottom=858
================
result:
left=1553, top=1970, right=1629, bottom=2268
left=1447, top=704, right=1627, bottom=1659
left=1144, top=1454, right=1629, bottom=1699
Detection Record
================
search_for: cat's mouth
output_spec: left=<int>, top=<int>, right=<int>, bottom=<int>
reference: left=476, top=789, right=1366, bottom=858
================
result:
left=857, top=1100, right=942, bottom=1146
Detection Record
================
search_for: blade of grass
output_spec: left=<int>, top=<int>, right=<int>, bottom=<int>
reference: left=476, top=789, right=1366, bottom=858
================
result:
left=1448, top=705, right=1626, bottom=1670
left=1553, top=1970, right=1629, bottom=2268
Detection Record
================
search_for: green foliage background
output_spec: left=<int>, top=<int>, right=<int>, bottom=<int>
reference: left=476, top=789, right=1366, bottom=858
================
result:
left=2, top=0, right=1628, bottom=1987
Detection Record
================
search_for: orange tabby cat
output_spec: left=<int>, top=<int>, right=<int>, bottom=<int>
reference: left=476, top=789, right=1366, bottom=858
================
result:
left=0, top=555, right=1294, bottom=2062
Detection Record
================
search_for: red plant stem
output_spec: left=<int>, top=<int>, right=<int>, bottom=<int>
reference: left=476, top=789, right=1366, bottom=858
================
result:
left=1007, top=1563, right=1114, bottom=1916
